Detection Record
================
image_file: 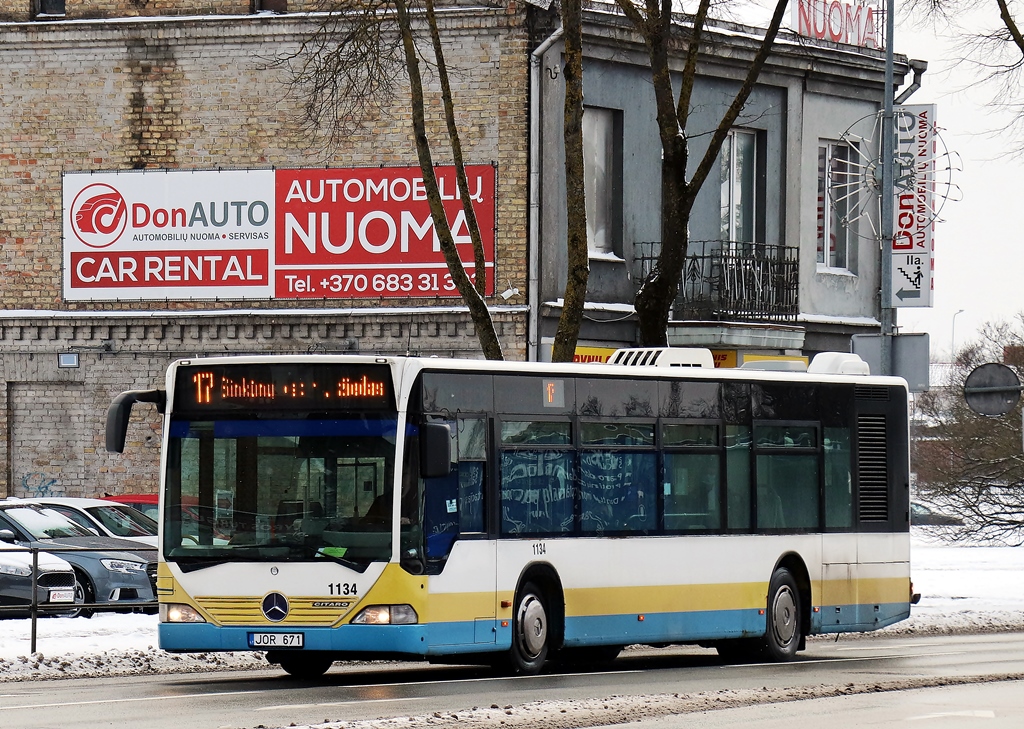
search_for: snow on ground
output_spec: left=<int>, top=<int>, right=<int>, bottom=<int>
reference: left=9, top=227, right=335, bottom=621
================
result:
left=1, top=531, right=1022, bottom=682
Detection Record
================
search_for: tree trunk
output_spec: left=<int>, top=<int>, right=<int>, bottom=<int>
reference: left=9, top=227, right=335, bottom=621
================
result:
left=395, top=0, right=503, bottom=360
left=625, top=0, right=789, bottom=347
left=551, top=0, right=590, bottom=363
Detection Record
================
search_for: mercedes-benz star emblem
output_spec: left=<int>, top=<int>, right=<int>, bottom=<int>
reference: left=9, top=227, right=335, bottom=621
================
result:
left=261, top=592, right=289, bottom=622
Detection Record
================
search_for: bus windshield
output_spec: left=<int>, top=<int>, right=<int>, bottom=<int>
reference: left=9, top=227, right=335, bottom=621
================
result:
left=163, top=415, right=398, bottom=569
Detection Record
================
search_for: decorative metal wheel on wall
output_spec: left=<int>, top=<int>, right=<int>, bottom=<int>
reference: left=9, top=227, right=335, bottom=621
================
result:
left=826, top=110, right=961, bottom=241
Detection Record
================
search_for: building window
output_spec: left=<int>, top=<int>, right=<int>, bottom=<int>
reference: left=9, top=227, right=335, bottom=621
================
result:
left=720, top=129, right=758, bottom=246
left=817, top=142, right=858, bottom=271
left=35, top=0, right=66, bottom=17
left=582, top=106, right=622, bottom=257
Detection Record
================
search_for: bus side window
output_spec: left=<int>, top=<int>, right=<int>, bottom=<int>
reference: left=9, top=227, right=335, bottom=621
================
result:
left=824, top=428, right=853, bottom=528
left=423, top=417, right=487, bottom=560
left=754, top=424, right=820, bottom=530
left=725, top=425, right=752, bottom=530
left=499, top=420, right=573, bottom=536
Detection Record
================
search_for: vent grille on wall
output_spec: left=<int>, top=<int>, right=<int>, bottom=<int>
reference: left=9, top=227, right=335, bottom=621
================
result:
left=857, top=413, right=889, bottom=522
left=855, top=385, right=891, bottom=401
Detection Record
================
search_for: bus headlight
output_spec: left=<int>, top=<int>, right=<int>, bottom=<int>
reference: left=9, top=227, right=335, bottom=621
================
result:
left=161, top=602, right=207, bottom=623
left=351, top=604, right=418, bottom=625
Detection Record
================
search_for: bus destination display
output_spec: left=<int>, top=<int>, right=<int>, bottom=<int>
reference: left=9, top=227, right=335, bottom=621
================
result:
left=173, top=363, right=395, bottom=412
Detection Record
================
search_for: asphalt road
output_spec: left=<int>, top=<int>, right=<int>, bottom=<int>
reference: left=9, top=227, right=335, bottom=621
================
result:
left=2, top=632, right=1023, bottom=729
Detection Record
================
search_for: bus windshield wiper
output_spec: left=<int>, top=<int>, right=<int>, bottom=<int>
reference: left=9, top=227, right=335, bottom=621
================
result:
left=309, top=546, right=368, bottom=573
left=175, top=557, right=230, bottom=572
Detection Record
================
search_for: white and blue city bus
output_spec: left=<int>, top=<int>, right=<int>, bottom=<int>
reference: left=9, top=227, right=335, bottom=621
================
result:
left=106, top=349, right=914, bottom=678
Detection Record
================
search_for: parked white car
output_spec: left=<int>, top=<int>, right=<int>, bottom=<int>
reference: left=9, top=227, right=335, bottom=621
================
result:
left=18, top=497, right=158, bottom=547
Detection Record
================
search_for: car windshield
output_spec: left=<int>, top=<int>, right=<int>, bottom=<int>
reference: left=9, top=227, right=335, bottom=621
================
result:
left=85, top=505, right=158, bottom=537
left=1, top=505, right=94, bottom=539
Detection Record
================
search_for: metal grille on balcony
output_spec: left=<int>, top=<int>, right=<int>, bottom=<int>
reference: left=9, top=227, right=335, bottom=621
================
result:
left=632, top=240, right=799, bottom=323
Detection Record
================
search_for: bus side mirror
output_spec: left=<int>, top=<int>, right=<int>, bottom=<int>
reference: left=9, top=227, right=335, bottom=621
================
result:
left=420, top=423, right=452, bottom=479
left=106, top=389, right=166, bottom=453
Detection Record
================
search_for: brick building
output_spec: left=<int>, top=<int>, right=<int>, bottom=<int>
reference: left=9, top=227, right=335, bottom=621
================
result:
left=0, top=1, right=531, bottom=497
left=0, top=2, right=919, bottom=499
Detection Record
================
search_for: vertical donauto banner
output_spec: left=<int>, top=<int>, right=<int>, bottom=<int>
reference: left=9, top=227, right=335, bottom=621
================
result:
left=62, top=166, right=496, bottom=302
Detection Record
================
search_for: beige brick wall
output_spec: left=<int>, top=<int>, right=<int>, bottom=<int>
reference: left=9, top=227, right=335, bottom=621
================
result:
left=1, top=1, right=327, bottom=23
left=0, top=8, right=531, bottom=497
left=0, top=11, right=529, bottom=312
left=0, top=309, right=527, bottom=497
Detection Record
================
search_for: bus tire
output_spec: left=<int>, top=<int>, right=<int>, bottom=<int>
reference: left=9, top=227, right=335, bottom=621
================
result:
left=763, top=567, right=802, bottom=661
left=276, top=653, right=334, bottom=679
left=510, top=581, right=549, bottom=674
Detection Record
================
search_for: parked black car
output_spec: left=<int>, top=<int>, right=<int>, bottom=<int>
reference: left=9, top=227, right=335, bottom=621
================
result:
left=910, top=502, right=963, bottom=526
left=0, top=500, right=156, bottom=617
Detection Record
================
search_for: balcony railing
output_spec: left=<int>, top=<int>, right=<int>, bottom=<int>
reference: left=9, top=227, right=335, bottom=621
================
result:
left=632, top=240, right=799, bottom=323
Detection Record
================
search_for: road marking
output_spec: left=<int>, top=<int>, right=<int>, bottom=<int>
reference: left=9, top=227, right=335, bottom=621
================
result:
left=258, top=696, right=434, bottom=711
left=254, top=672, right=641, bottom=712
left=907, top=710, right=997, bottom=720
left=1, top=669, right=643, bottom=712
left=2, top=689, right=264, bottom=711
left=834, top=644, right=928, bottom=652
left=718, top=651, right=968, bottom=667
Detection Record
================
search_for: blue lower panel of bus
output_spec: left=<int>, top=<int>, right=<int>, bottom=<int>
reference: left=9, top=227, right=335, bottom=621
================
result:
left=813, top=602, right=910, bottom=634
left=159, top=622, right=429, bottom=654
left=159, top=601, right=911, bottom=655
left=563, top=608, right=765, bottom=647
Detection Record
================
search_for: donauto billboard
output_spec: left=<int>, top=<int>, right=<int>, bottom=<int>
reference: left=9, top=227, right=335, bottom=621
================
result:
left=62, top=166, right=496, bottom=301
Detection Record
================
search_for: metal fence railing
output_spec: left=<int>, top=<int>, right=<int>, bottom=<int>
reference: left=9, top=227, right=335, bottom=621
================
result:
left=0, top=545, right=157, bottom=654
left=632, top=240, right=800, bottom=323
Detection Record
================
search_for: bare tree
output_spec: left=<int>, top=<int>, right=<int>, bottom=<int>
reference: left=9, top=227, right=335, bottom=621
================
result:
left=613, top=0, right=789, bottom=346
left=551, top=0, right=591, bottom=363
left=913, top=316, right=1024, bottom=544
left=285, top=1, right=592, bottom=361
left=283, top=0, right=501, bottom=357
left=905, top=1, right=1024, bottom=147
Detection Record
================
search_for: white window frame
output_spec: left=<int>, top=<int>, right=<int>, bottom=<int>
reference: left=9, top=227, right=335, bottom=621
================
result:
left=582, top=106, right=621, bottom=259
left=817, top=141, right=857, bottom=273
left=720, top=129, right=758, bottom=250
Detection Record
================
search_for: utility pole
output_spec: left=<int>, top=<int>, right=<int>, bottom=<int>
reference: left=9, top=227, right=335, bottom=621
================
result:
left=879, top=0, right=896, bottom=376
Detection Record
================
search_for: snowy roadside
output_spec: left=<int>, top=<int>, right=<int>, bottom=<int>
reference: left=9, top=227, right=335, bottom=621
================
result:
left=1, top=533, right=1022, bottom=683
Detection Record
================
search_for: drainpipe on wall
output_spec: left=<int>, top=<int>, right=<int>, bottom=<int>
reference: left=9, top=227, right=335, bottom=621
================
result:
left=894, top=59, right=928, bottom=105
left=528, top=25, right=564, bottom=362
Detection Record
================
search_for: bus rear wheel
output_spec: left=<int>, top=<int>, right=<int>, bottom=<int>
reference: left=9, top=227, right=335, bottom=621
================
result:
left=763, top=567, right=802, bottom=661
left=273, top=652, right=334, bottom=679
left=510, top=582, right=549, bottom=674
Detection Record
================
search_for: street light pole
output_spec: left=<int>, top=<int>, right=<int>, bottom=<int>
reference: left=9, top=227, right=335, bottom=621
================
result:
left=879, top=0, right=896, bottom=376
left=951, top=308, right=965, bottom=361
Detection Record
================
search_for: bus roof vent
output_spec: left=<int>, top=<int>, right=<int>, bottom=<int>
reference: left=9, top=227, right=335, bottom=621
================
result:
left=807, top=352, right=871, bottom=376
left=739, top=360, right=807, bottom=372
left=608, top=347, right=714, bottom=368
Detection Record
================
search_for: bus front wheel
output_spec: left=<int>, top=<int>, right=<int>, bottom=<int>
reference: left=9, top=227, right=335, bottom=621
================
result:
left=763, top=567, right=802, bottom=661
left=510, top=582, right=549, bottom=674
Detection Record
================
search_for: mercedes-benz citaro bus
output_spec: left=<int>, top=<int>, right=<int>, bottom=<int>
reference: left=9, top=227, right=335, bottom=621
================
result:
left=106, top=349, right=915, bottom=678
